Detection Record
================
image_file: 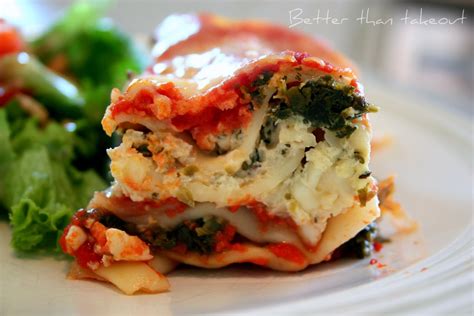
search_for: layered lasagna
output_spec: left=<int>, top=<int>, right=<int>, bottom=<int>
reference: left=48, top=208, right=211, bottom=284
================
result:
left=60, top=14, right=381, bottom=294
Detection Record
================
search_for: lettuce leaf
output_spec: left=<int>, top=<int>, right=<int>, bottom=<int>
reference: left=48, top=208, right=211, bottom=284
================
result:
left=9, top=199, right=71, bottom=252
left=7, top=148, right=105, bottom=252
left=0, top=109, right=106, bottom=252
left=0, top=1, right=146, bottom=253
left=0, top=110, right=16, bottom=211
left=10, top=119, right=76, bottom=162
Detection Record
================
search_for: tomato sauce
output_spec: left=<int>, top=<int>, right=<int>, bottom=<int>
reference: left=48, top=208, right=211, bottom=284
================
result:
left=104, top=195, right=188, bottom=217
left=74, top=241, right=102, bottom=269
left=229, top=243, right=246, bottom=252
left=267, top=242, right=306, bottom=265
left=373, top=241, right=383, bottom=252
left=163, top=198, right=188, bottom=218
left=246, top=258, right=269, bottom=266
left=59, top=224, right=101, bottom=269
left=111, top=87, right=158, bottom=118
left=246, top=200, right=298, bottom=231
left=214, top=224, right=237, bottom=253
left=171, top=100, right=252, bottom=150
left=59, top=224, right=71, bottom=254
left=228, top=198, right=298, bottom=232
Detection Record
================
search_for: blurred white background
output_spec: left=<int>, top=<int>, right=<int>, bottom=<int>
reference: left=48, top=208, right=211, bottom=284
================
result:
left=3, top=0, right=473, bottom=114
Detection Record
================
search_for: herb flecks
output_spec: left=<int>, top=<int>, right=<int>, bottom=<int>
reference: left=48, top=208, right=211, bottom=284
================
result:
left=357, top=184, right=377, bottom=207
left=182, top=165, right=199, bottom=176
left=260, top=116, right=279, bottom=148
left=241, top=148, right=263, bottom=171
left=354, top=151, right=365, bottom=164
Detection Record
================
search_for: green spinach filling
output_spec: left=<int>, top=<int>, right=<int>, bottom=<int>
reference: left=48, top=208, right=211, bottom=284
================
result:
left=140, top=216, right=226, bottom=254
left=273, top=75, right=377, bottom=138
left=84, top=209, right=229, bottom=254
left=340, top=222, right=379, bottom=258
left=82, top=208, right=386, bottom=260
left=250, top=73, right=377, bottom=139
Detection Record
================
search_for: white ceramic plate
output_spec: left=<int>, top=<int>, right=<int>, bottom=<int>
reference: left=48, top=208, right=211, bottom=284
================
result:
left=0, top=82, right=472, bottom=315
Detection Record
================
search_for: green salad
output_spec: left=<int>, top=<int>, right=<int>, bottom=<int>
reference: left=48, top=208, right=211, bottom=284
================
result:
left=0, top=1, right=147, bottom=253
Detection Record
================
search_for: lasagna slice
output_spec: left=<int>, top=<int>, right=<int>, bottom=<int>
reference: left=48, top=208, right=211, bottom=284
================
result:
left=60, top=14, right=380, bottom=294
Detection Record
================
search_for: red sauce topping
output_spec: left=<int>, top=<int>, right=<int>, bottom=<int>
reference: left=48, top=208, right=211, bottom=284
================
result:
left=293, top=51, right=309, bottom=63
left=247, top=201, right=297, bottom=232
left=377, top=262, right=386, bottom=269
left=155, top=81, right=183, bottom=100
left=59, top=211, right=102, bottom=268
left=171, top=100, right=252, bottom=150
left=59, top=209, right=90, bottom=255
left=59, top=224, right=71, bottom=254
left=104, top=195, right=188, bottom=217
left=228, top=199, right=297, bottom=232
left=227, top=205, right=240, bottom=213
left=349, top=78, right=361, bottom=93
left=373, top=241, right=383, bottom=252
left=70, top=209, right=87, bottom=226
left=214, top=224, right=237, bottom=253
left=267, top=242, right=306, bottom=265
left=74, top=241, right=102, bottom=269
left=111, top=87, right=158, bottom=118
left=300, top=55, right=334, bottom=73
left=229, top=243, right=246, bottom=252
left=163, top=198, right=188, bottom=218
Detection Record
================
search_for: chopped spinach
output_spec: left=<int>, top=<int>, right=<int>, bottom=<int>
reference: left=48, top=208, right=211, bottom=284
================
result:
left=141, top=216, right=227, bottom=254
left=267, top=75, right=377, bottom=138
left=240, top=148, right=264, bottom=172
left=80, top=209, right=229, bottom=255
left=250, top=71, right=274, bottom=104
left=340, top=222, right=378, bottom=258
left=260, top=116, right=279, bottom=148
left=140, top=226, right=177, bottom=249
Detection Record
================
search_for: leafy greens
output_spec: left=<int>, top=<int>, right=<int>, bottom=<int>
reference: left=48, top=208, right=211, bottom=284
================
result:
left=0, top=1, right=146, bottom=253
